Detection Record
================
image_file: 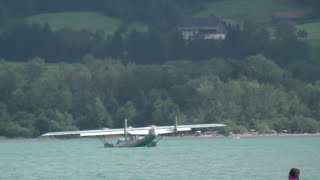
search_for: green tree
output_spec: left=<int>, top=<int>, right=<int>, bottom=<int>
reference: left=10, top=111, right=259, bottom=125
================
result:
left=93, top=97, right=113, bottom=128
left=290, top=116, right=320, bottom=133
left=253, top=121, right=271, bottom=134
left=0, top=102, right=10, bottom=136
left=0, top=64, right=19, bottom=103
left=26, top=57, right=45, bottom=82
left=115, top=101, right=137, bottom=127
left=11, top=111, right=36, bottom=137
left=242, top=55, right=285, bottom=84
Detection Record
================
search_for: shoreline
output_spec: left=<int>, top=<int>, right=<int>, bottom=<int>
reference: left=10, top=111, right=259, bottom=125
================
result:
left=1, top=133, right=320, bottom=140
left=233, top=132, right=320, bottom=137
left=168, top=132, right=320, bottom=138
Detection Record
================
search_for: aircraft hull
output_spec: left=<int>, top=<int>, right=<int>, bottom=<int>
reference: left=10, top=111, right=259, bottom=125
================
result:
left=104, top=134, right=157, bottom=147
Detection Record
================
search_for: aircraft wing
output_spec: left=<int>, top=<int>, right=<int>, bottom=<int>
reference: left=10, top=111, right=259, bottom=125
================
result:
left=152, top=123, right=226, bottom=135
left=178, top=123, right=226, bottom=129
left=42, top=127, right=157, bottom=137
left=81, top=127, right=151, bottom=137
left=42, top=128, right=124, bottom=137
left=42, top=123, right=226, bottom=137
left=81, top=127, right=189, bottom=136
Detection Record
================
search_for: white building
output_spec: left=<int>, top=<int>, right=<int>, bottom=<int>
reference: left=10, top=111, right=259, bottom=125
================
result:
left=178, top=17, right=229, bottom=40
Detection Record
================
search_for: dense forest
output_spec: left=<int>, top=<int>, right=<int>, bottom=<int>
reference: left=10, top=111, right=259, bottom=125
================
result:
left=0, top=0, right=319, bottom=137
left=1, top=55, right=319, bottom=137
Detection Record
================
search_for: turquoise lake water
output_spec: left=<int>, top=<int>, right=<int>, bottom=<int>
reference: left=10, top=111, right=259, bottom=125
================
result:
left=0, top=136, right=319, bottom=180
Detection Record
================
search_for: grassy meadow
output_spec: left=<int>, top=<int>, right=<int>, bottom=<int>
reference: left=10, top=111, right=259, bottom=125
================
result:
left=297, top=22, right=320, bottom=41
left=27, top=12, right=122, bottom=36
left=26, top=12, right=150, bottom=38
left=296, top=21, right=320, bottom=57
left=195, top=0, right=312, bottom=23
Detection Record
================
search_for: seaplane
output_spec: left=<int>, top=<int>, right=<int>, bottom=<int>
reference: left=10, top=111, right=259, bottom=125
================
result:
left=42, top=117, right=226, bottom=147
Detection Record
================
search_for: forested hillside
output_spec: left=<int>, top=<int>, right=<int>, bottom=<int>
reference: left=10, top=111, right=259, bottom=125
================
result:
left=0, top=0, right=319, bottom=137
left=1, top=55, right=319, bottom=137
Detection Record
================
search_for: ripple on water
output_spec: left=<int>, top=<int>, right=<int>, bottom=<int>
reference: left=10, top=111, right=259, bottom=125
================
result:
left=0, top=136, right=319, bottom=180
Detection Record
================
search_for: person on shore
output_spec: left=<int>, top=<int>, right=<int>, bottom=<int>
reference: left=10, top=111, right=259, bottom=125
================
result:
left=288, top=168, right=300, bottom=180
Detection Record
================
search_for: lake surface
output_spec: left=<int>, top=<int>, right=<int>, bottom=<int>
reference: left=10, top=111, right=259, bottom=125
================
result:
left=0, top=136, right=319, bottom=180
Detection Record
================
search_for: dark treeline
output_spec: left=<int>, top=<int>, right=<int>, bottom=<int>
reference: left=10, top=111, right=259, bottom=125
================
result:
left=0, top=20, right=317, bottom=81
left=0, top=23, right=97, bottom=62
left=0, top=21, right=311, bottom=63
left=0, top=55, right=319, bottom=137
left=106, top=22, right=310, bottom=65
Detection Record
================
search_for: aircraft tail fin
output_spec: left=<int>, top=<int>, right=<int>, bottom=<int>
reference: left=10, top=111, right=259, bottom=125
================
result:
left=124, top=119, right=128, bottom=138
left=174, top=116, right=178, bottom=134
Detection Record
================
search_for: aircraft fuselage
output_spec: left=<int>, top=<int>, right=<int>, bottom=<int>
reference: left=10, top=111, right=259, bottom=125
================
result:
left=103, top=129, right=158, bottom=147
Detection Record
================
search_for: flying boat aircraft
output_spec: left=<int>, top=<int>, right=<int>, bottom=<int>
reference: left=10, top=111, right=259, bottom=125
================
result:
left=42, top=118, right=226, bottom=147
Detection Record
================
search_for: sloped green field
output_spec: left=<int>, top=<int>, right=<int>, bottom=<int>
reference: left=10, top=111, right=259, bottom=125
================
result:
left=195, top=0, right=312, bottom=23
left=27, top=12, right=121, bottom=36
left=297, top=22, right=320, bottom=41
left=296, top=22, right=320, bottom=57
